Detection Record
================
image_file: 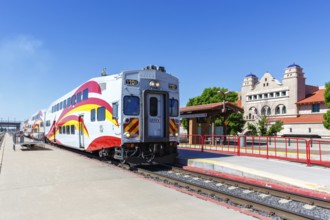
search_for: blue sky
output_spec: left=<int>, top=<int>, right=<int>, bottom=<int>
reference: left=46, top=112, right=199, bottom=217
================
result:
left=0, top=0, right=329, bottom=121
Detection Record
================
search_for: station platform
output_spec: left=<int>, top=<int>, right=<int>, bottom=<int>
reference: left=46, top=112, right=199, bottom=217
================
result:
left=178, top=148, right=330, bottom=199
left=0, top=134, right=258, bottom=220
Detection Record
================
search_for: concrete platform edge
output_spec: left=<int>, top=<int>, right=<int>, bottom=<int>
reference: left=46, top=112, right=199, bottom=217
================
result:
left=183, top=163, right=330, bottom=200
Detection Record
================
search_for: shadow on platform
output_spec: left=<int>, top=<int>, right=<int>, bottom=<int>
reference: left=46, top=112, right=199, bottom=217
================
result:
left=178, top=148, right=233, bottom=159
left=20, top=145, right=53, bottom=151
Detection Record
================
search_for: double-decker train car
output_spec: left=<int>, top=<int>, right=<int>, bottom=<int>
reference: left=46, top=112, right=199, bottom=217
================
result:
left=40, top=65, right=179, bottom=163
left=22, top=110, right=46, bottom=139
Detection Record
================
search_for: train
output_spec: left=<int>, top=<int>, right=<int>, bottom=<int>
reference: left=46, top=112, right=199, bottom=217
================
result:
left=22, top=65, right=180, bottom=164
left=22, top=110, right=46, bottom=140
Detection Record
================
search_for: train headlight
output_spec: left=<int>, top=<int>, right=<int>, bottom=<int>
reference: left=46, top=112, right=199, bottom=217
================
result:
left=124, top=132, right=131, bottom=138
left=175, top=132, right=179, bottom=137
left=149, top=80, right=160, bottom=88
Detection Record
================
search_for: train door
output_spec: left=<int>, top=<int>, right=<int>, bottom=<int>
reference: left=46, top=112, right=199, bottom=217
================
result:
left=78, top=115, right=84, bottom=148
left=53, top=120, right=56, bottom=143
left=144, top=91, right=169, bottom=141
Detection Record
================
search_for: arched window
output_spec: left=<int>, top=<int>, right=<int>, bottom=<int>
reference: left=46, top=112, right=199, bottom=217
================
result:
left=261, top=106, right=271, bottom=116
left=282, top=106, right=286, bottom=114
left=267, top=108, right=271, bottom=115
left=249, top=107, right=258, bottom=117
left=275, top=106, right=281, bottom=115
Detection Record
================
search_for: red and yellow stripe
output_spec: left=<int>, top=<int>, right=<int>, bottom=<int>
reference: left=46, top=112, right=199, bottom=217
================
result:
left=124, top=118, right=139, bottom=137
left=169, top=118, right=179, bottom=136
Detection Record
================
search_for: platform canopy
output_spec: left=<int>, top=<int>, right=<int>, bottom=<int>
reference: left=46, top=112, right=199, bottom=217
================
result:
left=180, top=102, right=242, bottom=118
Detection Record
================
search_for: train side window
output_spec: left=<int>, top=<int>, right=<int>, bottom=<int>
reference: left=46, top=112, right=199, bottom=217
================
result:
left=169, top=98, right=179, bottom=117
left=123, top=96, right=140, bottom=115
left=112, top=102, right=118, bottom=119
left=91, top=109, right=96, bottom=122
left=77, top=92, right=82, bottom=103
left=60, top=102, right=63, bottom=110
left=56, top=103, right=59, bottom=111
left=97, top=106, right=106, bottom=121
left=46, top=120, right=50, bottom=127
left=66, top=125, right=70, bottom=134
left=71, top=125, right=75, bottom=134
left=83, top=88, right=88, bottom=100
left=150, top=97, right=158, bottom=116
left=40, top=122, right=44, bottom=127
left=62, top=126, right=66, bottom=134
left=63, top=99, right=66, bottom=108
left=59, top=126, right=62, bottom=134
left=67, top=97, right=71, bottom=107
left=72, top=95, right=76, bottom=105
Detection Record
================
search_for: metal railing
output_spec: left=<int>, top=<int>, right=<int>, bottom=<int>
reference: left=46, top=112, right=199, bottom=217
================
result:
left=179, top=134, right=330, bottom=167
left=13, top=132, right=45, bottom=149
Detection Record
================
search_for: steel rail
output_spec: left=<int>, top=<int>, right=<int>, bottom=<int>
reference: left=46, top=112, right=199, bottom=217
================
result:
left=169, top=166, right=330, bottom=210
left=136, top=166, right=317, bottom=220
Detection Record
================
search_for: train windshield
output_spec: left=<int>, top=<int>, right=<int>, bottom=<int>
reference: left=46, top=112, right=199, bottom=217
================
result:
left=169, top=98, right=179, bottom=117
left=124, top=96, right=140, bottom=115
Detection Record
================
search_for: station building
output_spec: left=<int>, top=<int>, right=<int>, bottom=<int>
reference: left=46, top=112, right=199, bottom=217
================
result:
left=241, top=63, right=330, bottom=138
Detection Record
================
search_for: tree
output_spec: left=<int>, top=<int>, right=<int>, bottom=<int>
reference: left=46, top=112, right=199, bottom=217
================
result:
left=247, top=123, right=258, bottom=136
left=186, top=87, right=237, bottom=106
left=183, top=87, right=240, bottom=132
left=266, top=121, right=284, bottom=136
left=323, top=82, right=330, bottom=130
left=227, top=112, right=246, bottom=135
left=246, top=116, right=283, bottom=136
left=258, top=116, right=268, bottom=136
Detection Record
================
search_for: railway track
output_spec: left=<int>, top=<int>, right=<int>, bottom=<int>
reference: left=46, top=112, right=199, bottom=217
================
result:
left=131, top=164, right=330, bottom=220
left=52, top=143, right=330, bottom=220
left=0, top=132, right=6, bottom=174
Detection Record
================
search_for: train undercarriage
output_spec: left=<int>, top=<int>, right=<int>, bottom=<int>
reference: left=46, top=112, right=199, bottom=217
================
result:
left=98, top=142, right=178, bottom=164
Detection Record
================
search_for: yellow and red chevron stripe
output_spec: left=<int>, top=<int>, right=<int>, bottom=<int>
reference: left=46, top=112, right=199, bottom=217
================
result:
left=169, top=118, right=179, bottom=135
left=46, top=81, right=119, bottom=140
left=124, top=118, right=139, bottom=137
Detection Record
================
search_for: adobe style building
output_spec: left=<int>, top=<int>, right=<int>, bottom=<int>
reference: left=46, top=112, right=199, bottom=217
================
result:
left=241, top=63, right=330, bottom=138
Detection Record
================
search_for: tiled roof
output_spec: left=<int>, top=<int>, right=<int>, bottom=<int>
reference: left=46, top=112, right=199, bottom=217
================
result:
left=236, top=99, right=242, bottom=108
left=269, top=114, right=324, bottom=124
left=180, top=102, right=242, bottom=114
left=297, top=89, right=325, bottom=105
left=180, top=103, right=224, bottom=113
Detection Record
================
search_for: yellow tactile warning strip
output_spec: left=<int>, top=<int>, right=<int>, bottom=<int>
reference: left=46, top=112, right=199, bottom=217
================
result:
left=188, top=158, right=329, bottom=193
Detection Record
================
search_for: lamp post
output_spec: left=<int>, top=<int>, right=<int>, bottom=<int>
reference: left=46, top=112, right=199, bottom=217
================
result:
left=217, top=90, right=232, bottom=141
left=217, top=90, right=231, bottom=113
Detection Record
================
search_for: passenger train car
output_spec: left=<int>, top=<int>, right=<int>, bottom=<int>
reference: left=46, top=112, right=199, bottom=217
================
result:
left=26, top=65, right=180, bottom=163
left=22, top=110, right=46, bottom=139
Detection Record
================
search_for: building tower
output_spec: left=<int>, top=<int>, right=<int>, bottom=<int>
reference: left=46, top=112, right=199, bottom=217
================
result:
left=241, top=73, right=258, bottom=111
left=282, top=63, right=306, bottom=116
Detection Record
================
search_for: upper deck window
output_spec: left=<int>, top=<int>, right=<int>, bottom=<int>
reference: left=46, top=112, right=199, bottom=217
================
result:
left=67, top=97, right=71, bottom=107
left=124, top=96, right=140, bottom=115
left=83, top=88, right=89, bottom=100
left=169, top=98, right=179, bottom=117
left=72, top=95, right=76, bottom=105
left=77, top=92, right=82, bottom=103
